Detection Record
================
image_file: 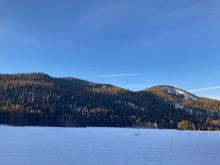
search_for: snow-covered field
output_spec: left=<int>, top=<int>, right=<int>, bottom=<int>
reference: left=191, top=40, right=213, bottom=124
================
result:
left=0, top=126, right=220, bottom=165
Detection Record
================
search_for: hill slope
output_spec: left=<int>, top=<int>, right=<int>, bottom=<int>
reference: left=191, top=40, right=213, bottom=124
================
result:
left=0, top=73, right=219, bottom=130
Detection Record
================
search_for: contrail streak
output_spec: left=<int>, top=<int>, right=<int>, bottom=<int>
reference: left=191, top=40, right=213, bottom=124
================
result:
left=98, top=73, right=141, bottom=78
left=189, top=86, right=220, bottom=92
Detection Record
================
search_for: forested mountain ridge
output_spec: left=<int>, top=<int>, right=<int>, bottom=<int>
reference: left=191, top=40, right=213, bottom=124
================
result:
left=147, top=85, right=220, bottom=111
left=0, top=73, right=219, bottom=130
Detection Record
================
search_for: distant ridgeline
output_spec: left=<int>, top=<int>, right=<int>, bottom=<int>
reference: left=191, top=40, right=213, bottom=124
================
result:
left=0, top=73, right=220, bottom=130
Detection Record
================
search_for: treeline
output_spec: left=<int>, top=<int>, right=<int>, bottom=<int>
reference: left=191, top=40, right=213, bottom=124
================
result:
left=0, top=73, right=219, bottom=130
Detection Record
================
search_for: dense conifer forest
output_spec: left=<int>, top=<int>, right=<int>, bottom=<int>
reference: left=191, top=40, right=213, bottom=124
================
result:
left=0, top=73, right=219, bottom=130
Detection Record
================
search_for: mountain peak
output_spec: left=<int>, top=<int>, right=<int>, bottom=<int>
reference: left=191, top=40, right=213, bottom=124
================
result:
left=146, top=85, right=198, bottom=101
left=160, top=85, right=198, bottom=101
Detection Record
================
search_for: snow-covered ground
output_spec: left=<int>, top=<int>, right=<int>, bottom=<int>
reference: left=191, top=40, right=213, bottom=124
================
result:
left=0, top=126, right=220, bottom=165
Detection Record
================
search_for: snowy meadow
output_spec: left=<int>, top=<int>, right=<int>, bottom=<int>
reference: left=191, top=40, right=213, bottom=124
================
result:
left=0, top=126, right=220, bottom=165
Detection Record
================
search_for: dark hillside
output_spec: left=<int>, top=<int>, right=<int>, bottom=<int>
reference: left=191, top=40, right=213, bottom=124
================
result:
left=0, top=73, right=219, bottom=130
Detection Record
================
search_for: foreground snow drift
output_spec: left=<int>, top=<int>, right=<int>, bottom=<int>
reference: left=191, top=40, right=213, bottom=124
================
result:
left=0, top=126, right=220, bottom=165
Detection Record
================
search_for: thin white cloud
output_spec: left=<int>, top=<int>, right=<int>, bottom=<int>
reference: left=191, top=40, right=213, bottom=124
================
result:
left=97, top=73, right=141, bottom=78
left=189, top=86, right=220, bottom=92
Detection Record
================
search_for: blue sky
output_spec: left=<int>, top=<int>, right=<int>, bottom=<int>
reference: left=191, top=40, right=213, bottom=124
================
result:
left=0, top=0, right=220, bottom=99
